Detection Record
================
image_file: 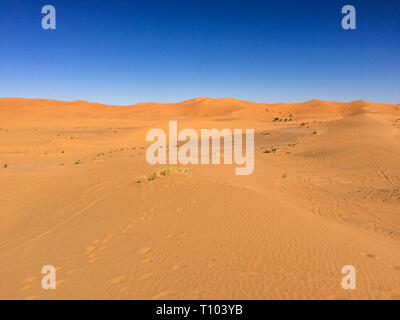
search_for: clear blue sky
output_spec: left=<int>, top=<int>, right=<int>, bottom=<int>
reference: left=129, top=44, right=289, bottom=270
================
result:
left=0, top=0, right=399, bottom=105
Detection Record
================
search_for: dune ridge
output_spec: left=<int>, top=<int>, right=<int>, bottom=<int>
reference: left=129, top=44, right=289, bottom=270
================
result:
left=1, top=96, right=397, bottom=119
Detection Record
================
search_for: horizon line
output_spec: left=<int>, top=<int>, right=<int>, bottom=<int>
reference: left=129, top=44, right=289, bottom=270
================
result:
left=1, top=96, right=398, bottom=107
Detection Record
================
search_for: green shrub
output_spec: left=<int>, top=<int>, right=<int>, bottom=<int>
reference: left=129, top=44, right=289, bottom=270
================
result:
left=140, top=166, right=191, bottom=183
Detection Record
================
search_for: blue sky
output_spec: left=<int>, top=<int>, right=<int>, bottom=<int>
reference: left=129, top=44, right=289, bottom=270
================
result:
left=0, top=0, right=399, bottom=105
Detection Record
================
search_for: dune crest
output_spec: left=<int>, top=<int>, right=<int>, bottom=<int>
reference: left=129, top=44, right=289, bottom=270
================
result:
left=1, top=97, right=397, bottom=121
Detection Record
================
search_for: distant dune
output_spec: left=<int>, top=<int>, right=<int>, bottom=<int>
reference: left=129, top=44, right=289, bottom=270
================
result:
left=0, top=97, right=399, bottom=299
left=0, top=97, right=397, bottom=121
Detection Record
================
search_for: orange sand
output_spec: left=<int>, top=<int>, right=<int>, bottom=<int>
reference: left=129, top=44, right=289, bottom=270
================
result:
left=0, top=97, right=399, bottom=299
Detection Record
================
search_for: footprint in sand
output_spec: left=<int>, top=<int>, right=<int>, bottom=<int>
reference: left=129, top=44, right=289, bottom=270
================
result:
left=85, top=246, right=98, bottom=264
left=101, top=234, right=114, bottom=244
left=56, top=279, right=66, bottom=287
left=88, top=253, right=97, bottom=259
left=138, top=247, right=154, bottom=254
left=20, top=285, right=32, bottom=292
left=85, top=233, right=116, bottom=263
left=171, top=265, right=181, bottom=271
left=151, top=290, right=171, bottom=300
left=111, top=275, right=127, bottom=284
left=362, top=253, right=378, bottom=259
left=86, top=246, right=96, bottom=253
left=122, top=224, right=134, bottom=234
left=66, top=268, right=80, bottom=276
left=24, top=276, right=38, bottom=283
left=141, top=257, right=152, bottom=264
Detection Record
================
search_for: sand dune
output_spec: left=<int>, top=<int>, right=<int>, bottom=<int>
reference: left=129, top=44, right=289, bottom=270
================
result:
left=0, top=97, right=399, bottom=299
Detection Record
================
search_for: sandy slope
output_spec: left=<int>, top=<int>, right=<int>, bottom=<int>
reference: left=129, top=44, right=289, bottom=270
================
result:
left=0, top=97, right=399, bottom=300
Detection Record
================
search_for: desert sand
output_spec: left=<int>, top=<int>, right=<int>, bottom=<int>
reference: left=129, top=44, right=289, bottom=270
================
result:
left=0, top=97, right=399, bottom=299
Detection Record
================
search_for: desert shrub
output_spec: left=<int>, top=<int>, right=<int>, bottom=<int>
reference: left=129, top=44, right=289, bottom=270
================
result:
left=139, top=166, right=191, bottom=183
